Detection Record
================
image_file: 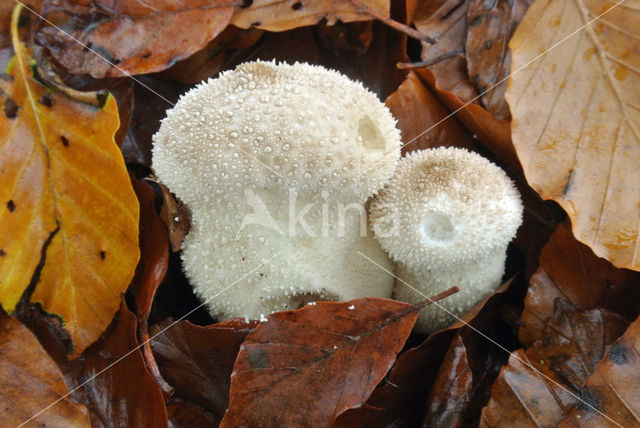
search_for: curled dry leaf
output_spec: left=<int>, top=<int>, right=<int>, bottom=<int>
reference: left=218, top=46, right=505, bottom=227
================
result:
left=0, top=311, right=90, bottom=427
left=519, top=222, right=640, bottom=346
left=156, top=180, right=191, bottom=252
left=384, top=71, right=476, bottom=154
left=333, top=278, right=516, bottom=426
left=230, top=0, right=389, bottom=32
left=480, top=303, right=629, bottom=428
left=0, top=5, right=139, bottom=358
left=150, top=318, right=257, bottom=419
left=37, top=0, right=236, bottom=78
left=506, top=0, right=640, bottom=271
left=465, top=0, right=532, bottom=120
left=166, top=397, right=220, bottom=428
left=221, top=298, right=422, bottom=427
left=413, top=0, right=477, bottom=103
left=421, top=333, right=473, bottom=428
left=129, top=178, right=169, bottom=320
left=558, top=315, right=640, bottom=427
left=75, top=300, right=168, bottom=428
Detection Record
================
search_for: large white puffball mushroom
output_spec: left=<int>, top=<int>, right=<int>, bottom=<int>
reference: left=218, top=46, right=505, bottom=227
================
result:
left=369, top=147, right=523, bottom=333
left=152, top=61, right=401, bottom=321
left=152, top=61, right=401, bottom=207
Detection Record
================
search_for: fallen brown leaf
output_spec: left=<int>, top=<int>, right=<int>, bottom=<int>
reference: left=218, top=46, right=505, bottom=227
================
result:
left=129, top=178, right=169, bottom=321
left=0, top=5, right=139, bottom=358
left=480, top=303, right=628, bottom=428
left=150, top=318, right=257, bottom=419
left=506, top=0, right=640, bottom=271
left=0, top=311, right=90, bottom=427
left=558, top=315, right=640, bottom=427
left=221, top=298, right=423, bottom=427
left=75, top=300, right=168, bottom=428
left=465, top=0, right=532, bottom=119
left=422, top=333, right=472, bottom=428
left=384, top=70, right=476, bottom=154
left=520, top=221, right=640, bottom=346
left=230, top=0, right=388, bottom=32
left=166, top=397, right=221, bottom=428
left=413, top=0, right=477, bottom=103
left=334, top=278, right=518, bottom=426
left=37, top=0, right=236, bottom=78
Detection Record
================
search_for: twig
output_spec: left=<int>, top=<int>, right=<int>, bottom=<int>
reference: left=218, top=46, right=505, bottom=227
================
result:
left=397, top=48, right=465, bottom=69
left=352, top=0, right=438, bottom=44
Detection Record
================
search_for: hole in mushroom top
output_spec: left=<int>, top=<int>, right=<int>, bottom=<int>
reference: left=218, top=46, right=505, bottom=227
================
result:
left=357, top=115, right=386, bottom=152
left=420, top=212, right=455, bottom=244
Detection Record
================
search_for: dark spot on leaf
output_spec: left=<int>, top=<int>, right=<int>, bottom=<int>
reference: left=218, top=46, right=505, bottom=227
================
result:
left=4, top=97, right=18, bottom=119
left=17, top=14, right=29, bottom=27
left=251, top=21, right=261, bottom=27
left=578, top=387, right=600, bottom=412
left=241, top=0, right=253, bottom=7
left=247, top=347, right=269, bottom=369
left=61, top=135, right=69, bottom=147
left=141, top=52, right=151, bottom=59
left=563, top=170, right=575, bottom=195
left=484, top=40, right=493, bottom=50
left=38, top=94, right=53, bottom=107
left=6, top=200, right=15, bottom=212
left=608, top=343, right=627, bottom=365
left=113, top=58, right=122, bottom=65
left=470, top=15, right=484, bottom=27
left=100, top=250, right=106, bottom=260
left=440, top=0, right=465, bottom=20
left=0, top=249, right=5, bottom=257
left=292, top=1, right=303, bottom=10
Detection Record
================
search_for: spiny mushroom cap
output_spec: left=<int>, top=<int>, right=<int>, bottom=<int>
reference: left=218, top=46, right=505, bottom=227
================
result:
left=393, top=250, right=506, bottom=333
left=369, top=147, right=523, bottom=270
left=182, top=212, right=394, bottom=320
left=152, top=61, right=401, bottom=207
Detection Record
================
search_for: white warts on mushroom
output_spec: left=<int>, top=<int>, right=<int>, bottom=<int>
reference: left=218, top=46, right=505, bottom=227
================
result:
left=152, top=61, right=401, bottom=321
left=369, top=147, right=523, bottom=333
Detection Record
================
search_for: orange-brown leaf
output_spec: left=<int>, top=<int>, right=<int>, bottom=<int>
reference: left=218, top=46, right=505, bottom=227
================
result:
left=519, top=222, right=640, bottom=346
left=558, top=315, right=640, bottom=427
left=0, top=5, right=139, bottom=357
left=0, top=311, right=91, bottom=427
left=230, top=0, right=389, bottom=32
left=384, top=71, right=476, bottom=154
left=506, top=0, right=640, bottom=270
left=37, top=0, right=235, bottom=78
left=221, top=298, right=420, bottom=427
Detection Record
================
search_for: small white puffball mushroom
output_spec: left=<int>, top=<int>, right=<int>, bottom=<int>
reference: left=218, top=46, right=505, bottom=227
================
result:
left=152, top=61, right=401, bottom=321
left=369, top=147, right=523, bottom=333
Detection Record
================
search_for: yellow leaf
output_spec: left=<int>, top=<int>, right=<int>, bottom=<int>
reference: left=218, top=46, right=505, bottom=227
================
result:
left=506, top=0, right=640, bottom=270
left=0, top=5, right=139, bottom=357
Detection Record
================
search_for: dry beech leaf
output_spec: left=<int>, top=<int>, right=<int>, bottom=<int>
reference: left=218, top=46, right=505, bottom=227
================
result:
left=166, top=397, right=221, bottom=428
left=333, top=279, right=514, bottom=427
left=129, top=178, right=169, bottom=320
left=384, top=71, right=476, bottom=154
left=558, top=315, right=640, bottom=427
left=230, top=0, right=389, bottom=32
left=465, top=0, right=532, bottom=120
left=75, top=300, right=168, bottom=428
left=150, top=318, right=257, bottom=419
left=480, top=303, right=628, bottom=428
left=37, top=0, right=236, bottom=78
left=519, top=222, right=640, bottom=346
left=221, top=298, right=421, bottom=427
left=506, top=0, right=640, bottom=270
left=422, top=333, right=472, bottom=428
left=413, top=0, right=477, bottom=102
left=0, top=311, right=90, bottom=427
left=0, top=5, right=139, bottom=358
